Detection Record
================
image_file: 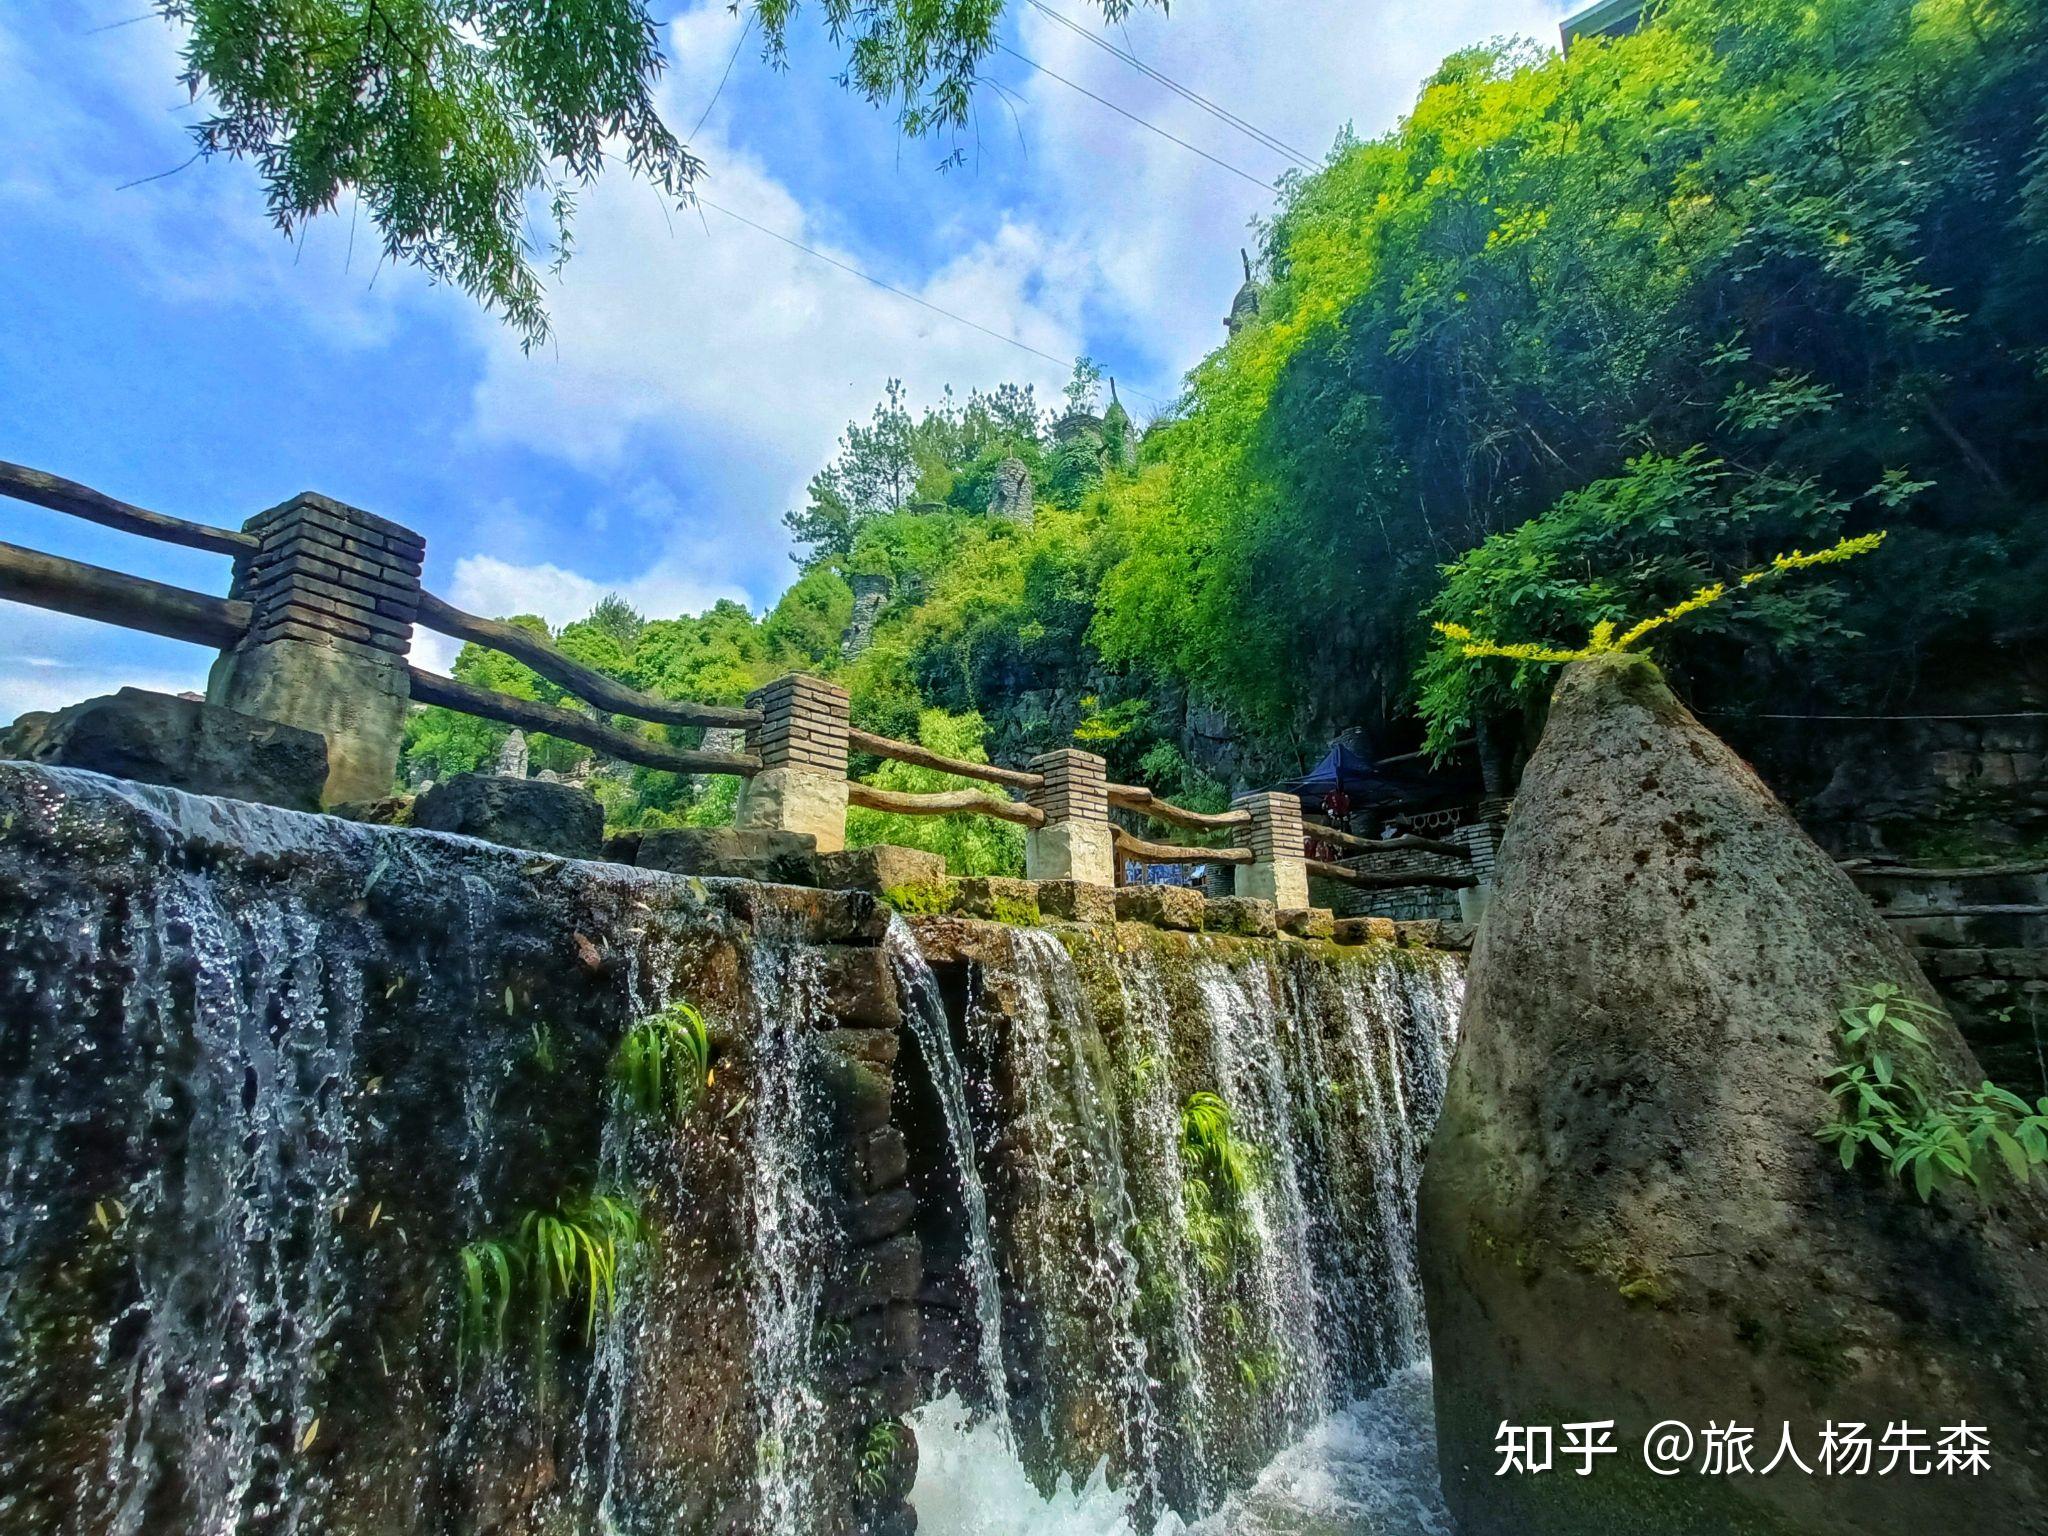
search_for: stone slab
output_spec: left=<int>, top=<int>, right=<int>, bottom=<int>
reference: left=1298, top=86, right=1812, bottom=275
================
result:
left=0, top=688, right=328, bottom=813
left=1330, top=915, right=1397, bottom=945
left=1114, top=883, right=1204, bottom=931
left=1203, top=895, right=1277, bottom=937
left=1036, top=879, right=1118, bottom=924
left=633, top=826, right=819, bottom=886
left=949, top=876, right=1041, bottom=923
left=1277, top=906, right=1336, bottom=939
left=412, top=773, right=602, bottom=858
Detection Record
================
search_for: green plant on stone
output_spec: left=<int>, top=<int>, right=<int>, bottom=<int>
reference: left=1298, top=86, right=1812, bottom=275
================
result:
left=881, top=881, right=954, bottom=917
left=456, top=1188, right=650, bottom=1368
left=1179, top=1091, right=1261, bottom=1276
left=1818, top=983, right=2048, bottom=1201
left=1181, top=1091, right=1256, bottom=1207
left=457, top=1236, right=520, bottom=1359
left=1236, top=1345, right=1285, bottom=1393
left=613, top=1000, right=712, bottom=1126
left=856, top=1419, right=906, bottom=1498
left=522, top=1191, right=647, bottom=1343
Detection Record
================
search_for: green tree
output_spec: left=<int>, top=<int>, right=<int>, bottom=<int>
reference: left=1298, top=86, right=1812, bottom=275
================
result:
left=1093, top=0, right=2048, bottom=760
left=844, top=709, right=1025, bottom=875
left=156, top=0, right=1157, bottom=346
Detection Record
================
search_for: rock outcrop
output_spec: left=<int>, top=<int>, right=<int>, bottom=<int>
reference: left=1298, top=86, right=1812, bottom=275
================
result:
left=1419, top=653, right=2048, bottom=1536
left=0, top=687, right=328, bottom=811
left=413, top=771, right=603, bottom=858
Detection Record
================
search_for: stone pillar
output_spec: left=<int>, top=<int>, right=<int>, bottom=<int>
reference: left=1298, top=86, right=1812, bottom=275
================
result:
left=206, top=492, right=422, bottom=805
left=1233, top=790, right=1310, bottom=910
left=1024, top=748, right=1113, bottom=885
left=733, top=673, right=850, bottom=852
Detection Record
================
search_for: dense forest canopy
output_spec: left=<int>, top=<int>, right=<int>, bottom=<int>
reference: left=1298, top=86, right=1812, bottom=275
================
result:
left=401, top=0, right=2048, bottom=865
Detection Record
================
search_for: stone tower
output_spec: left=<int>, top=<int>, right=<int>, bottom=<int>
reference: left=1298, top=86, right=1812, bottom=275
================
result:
left=990, top=456, right=1034, bottom=524
left=1225, top=248, right=1260, bottom=337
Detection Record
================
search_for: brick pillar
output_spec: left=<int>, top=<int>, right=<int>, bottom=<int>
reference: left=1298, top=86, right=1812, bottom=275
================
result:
left=1233, top=790, right=1310, bottom=910
left=734, top=673, right=850, bottom=852
left=206, top=492, right=422, bottom=805
left=1024, top=748, right=1113, bottom=886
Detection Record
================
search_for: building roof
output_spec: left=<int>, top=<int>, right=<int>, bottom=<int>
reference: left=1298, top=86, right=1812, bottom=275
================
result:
left=1561, top=0, right=1647, bottom=51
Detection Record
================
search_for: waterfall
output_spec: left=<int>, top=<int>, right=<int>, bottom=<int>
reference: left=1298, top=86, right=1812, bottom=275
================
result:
left=1004, top=928, right=1163, bottom=1506
left=885, top=918, right=1012, bottom=1441
left=0, top=762, right=1466, bottom=1535
left=908, top=925, right=1464, bottom=1533
left=743, top=931, right=833, bottom=1536
left=0, top=776, right=369, bottom=1535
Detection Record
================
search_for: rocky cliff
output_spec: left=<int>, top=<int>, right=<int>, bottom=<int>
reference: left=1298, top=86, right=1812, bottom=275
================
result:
left=1419, top=654, right=2048, bottom=1536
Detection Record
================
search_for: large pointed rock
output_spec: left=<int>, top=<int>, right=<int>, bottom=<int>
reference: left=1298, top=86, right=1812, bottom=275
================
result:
left=1419, top=654, right=2048, bottom=1536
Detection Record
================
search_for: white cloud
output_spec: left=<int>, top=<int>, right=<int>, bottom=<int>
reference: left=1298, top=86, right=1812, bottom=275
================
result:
left=0, top=603, right=210, bottom=721
left=1006, top=0, right=1573, bottom=375
left=463, top=138, right=1081, bottom=504
left=455, top=0, right=1570, bottom=611
left=0, top=2, right=444, bottom=349
left=446, top=553, right=753, bottom=633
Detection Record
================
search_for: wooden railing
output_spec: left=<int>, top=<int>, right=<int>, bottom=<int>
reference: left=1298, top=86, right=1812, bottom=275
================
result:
left=0, top=458, right=1484, bottom=900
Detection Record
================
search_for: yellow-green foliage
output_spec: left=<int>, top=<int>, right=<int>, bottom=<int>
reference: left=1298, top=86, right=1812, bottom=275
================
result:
left=1435, top=531, right=1887, bottom=664
left=1179, top=1090, right=1261, bottom=1277
left=845, top=709, right=1026, bottom=876
left=612, top=999, right=712, bottom=1126
left=880, top=880, right=955, bottom=916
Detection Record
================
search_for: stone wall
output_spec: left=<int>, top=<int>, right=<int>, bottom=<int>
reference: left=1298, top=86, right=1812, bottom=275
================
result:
left=1853, top=863, right=2048, bottom=1099
left=1740, top=709, right=2048, bottom=859
left=0, top=761, right=918, bottom=1536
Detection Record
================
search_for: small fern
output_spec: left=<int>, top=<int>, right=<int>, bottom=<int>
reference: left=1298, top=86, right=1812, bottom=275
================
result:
left=457, top=1237, right=519, bottom=1358
left=1181, top=1091, right=1257, bottom=1209
left=455, top=1188, right=649, bottom=1369
left=856, top=1419, right=906, bottom=1497
left=521, top=1190, right=647, bottom=1343
left=613, top=999, right=712, bottom=1125
left=1180, top=1091, right=1261, bottom=1277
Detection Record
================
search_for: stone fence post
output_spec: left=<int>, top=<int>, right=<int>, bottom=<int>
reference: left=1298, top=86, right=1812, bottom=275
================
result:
left=1024, top=748, right=1113, bottom=886
left=206, top=492, right=422, bottom=805
left=1233, top=790, right=1310, bottom=910
left=734, top=673, right=850, bottom=852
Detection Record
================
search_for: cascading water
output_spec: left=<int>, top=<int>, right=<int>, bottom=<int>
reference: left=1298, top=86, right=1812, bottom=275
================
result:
left=0, top=763, right=908, bottom=1536
left=907, top=924, right=1464, bottom=1535
left=885, top=918, right=1012, bottom=1440
left=743, top=929, right=834, bottom=1536
left=1, top=759, right=1468, bottom=1536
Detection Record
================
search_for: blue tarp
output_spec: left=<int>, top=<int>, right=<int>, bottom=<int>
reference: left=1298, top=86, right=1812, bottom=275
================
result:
left=1289, top=741, right=1387, bottom=800
left=1286, top=740, right=1452, bottom=806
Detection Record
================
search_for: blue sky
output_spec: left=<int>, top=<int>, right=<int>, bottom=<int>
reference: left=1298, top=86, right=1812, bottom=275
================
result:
left=0, top=0, right=1570, bottom=717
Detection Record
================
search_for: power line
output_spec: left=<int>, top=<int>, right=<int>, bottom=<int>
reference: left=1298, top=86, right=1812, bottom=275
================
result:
left=995, top=43, right=1278, bottom=192
left=693, top=196, right=1166, bottom=408
left=1024, top=0, right=1319, bottom=171
left=687, top=12, right=754, bottom=142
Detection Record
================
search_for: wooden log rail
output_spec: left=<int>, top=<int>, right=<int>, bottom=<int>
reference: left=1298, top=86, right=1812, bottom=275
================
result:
left=0, top=540, right=252, bottom=650
left=1307, top=856, right=1475, bottom=891
left=414, top=592, right=760, bottom=732
left=1113, top=825, right=1252, bottom=865
left=1, top=460, right=256, bottom=557
left=1105, top=782, right=1253, bottom=832
left=1302, top=817, right=1471, bottom=860
left=847, top=780, right=1046, bottom=828
left=847, top=727, right=1044, bottom=790
left=408, top=669, right=761, bottom=778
